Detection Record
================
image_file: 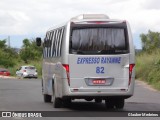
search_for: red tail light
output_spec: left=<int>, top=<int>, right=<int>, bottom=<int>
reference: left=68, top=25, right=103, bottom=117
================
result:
left=62, top=64, right=69, bottom=73
left=129, top=64, right=135, bottom=86
left=23, top=70, right=26, bottom=72
left=62, top=64, right=70, bottom=86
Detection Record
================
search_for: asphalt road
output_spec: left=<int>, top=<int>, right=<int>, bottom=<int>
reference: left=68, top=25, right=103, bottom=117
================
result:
left=0, top=78, right=160, bottom=119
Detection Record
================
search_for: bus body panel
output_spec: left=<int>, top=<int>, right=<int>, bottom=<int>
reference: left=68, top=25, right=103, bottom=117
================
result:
left=68, top=54, right=130, bottom=89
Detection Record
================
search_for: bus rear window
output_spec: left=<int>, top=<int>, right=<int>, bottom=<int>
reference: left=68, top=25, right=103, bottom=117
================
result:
left=70, top=28, right=129, bottom=54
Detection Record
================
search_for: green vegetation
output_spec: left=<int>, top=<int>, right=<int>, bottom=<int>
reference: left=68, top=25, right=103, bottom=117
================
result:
left=0, top=39, right=42, bottom=77
left=136, top=30, right=160, bottom=90
left=20, top=39, right=42, bottom=63
left=0, top=40, right=19, bottom=68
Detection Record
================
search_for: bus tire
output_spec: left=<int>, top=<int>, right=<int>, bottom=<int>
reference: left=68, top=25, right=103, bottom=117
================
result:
left=115, top=99, right=124, bottom=109
left=44, top=94, right=52, bottom=103
left=105, top=99, right=115, bottom=109
left=52, top=86, right=62, bottom=108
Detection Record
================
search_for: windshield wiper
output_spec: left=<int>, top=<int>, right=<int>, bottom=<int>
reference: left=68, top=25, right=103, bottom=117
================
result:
left=70, top=49, right=84, bottom=54
left=98, top=50, right=115, bottom=54
left=76, top=50, right=84, bottom=54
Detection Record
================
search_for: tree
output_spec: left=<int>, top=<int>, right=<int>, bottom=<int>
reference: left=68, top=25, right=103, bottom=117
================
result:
left=0, top=39, right=7, bottom=49
left=140, top=30, right=160, bottom=52
left=0, top=39, right=17, bottom=67
left=23, top=39, right=31, bottom=48
left=20, top=38, right=42, bottom=63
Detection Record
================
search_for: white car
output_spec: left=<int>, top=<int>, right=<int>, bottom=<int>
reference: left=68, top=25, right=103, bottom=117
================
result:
left=16, top=66, right=38, bottom=78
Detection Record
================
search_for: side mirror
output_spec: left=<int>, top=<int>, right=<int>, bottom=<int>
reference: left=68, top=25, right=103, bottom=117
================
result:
left=36, top=37, right=42, bottom=46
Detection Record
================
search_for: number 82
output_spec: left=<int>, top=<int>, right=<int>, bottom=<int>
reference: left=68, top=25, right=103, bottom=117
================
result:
left=96, top=67, right=104, bottom=74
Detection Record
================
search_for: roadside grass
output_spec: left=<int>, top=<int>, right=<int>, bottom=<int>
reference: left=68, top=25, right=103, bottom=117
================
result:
left=136, top=49, right=160, bottom=90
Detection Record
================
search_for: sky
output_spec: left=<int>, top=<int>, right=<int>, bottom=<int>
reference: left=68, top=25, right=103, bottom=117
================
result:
left=0, top=0, right=160, bottom=49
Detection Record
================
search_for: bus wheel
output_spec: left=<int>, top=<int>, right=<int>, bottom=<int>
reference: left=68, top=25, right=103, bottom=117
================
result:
left=105, top=99, right=115, bottom=109
left=115, top=99, right=124, bottom=109
left=44, top=94, right=52, bottom=103
left=52, top=87, right=62, bottom=108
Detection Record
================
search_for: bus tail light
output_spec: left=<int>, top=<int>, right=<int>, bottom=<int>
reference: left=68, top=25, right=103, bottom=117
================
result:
left=62, top=64, right=70, bottom=86
left=129, top=64, right=135, bottom=86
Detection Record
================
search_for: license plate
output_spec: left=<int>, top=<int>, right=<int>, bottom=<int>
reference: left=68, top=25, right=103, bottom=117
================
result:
left=85, top=78, right=114, bottom=86
left=92, top=79, right=106, bottom=84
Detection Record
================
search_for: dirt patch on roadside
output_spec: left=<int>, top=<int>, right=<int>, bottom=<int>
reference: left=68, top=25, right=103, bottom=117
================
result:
left=0, top=75, right=16, bottom=79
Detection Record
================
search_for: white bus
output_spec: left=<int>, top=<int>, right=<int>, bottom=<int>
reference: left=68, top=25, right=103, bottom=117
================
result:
left=36, top=14, right=135, bottom=109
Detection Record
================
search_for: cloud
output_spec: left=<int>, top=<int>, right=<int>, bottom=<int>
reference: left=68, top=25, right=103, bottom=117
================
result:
left=142, top=0, right=160, bottom=10
left=0, top=11, right=17, bottom=26
left=0, top=0, right=160, bottom=38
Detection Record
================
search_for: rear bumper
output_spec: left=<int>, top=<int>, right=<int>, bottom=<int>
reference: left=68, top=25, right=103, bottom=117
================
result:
left=63, top=90, right=133, bottom=98
left=62, top=78, right=135, bottom=99
left=23, top=73, right=38, bottom=78
left=23, top=74, right=38, bottom=78
left=62, top=95, right=132, bottom=99
left=62, top=87, right=134, bottom=99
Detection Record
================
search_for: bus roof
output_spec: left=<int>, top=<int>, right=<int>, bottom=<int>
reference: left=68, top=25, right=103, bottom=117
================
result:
left=47, top=14, right=126, bottom=32
left=71, top=14, right=109, bottom=20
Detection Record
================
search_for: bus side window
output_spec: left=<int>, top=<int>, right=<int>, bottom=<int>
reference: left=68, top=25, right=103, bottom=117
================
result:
left=50, top=31, right=55, bottom=57
left=58, top=27, right=64, bottom=56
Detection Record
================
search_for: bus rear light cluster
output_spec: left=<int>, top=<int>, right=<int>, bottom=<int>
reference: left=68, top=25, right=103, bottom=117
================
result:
left=129, top=64, right=135, bottom=86
left=62, top=64, right=70, bottom=86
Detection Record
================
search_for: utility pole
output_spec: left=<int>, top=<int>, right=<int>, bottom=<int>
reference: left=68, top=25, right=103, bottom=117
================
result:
left=8, top=36, right=10, bottom=47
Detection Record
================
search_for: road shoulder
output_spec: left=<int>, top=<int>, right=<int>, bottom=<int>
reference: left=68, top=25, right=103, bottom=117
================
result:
left=136, top=80, right=159, bottom=92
